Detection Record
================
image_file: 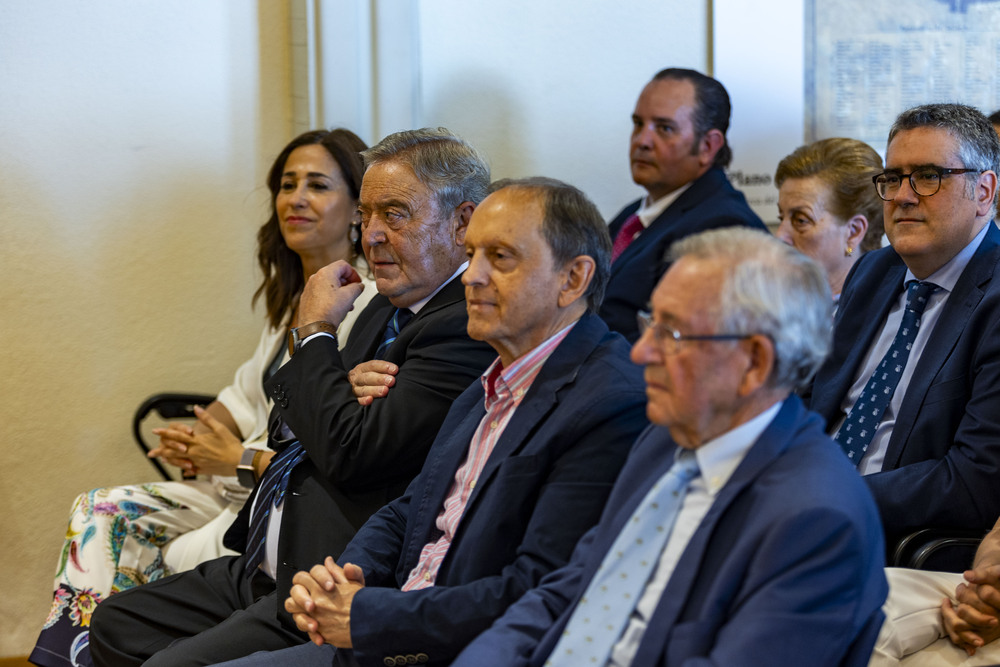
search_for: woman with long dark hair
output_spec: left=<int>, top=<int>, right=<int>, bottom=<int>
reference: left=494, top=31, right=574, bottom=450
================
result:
left=31, top=128, right=374, bottom=667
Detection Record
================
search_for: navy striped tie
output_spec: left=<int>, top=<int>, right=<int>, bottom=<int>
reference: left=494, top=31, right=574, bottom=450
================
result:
left=374, top=308, right=413, bottom=360
left=243, top=307, right=413, bottom=577
left=243, top=428, right=308, bottom=577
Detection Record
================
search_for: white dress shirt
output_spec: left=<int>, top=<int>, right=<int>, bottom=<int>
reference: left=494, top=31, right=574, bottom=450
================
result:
left=633, top=183, right=692, bottom=229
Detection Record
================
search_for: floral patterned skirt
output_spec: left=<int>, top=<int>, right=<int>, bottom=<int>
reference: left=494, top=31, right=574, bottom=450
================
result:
left=30, top=480, right=237, bottom=667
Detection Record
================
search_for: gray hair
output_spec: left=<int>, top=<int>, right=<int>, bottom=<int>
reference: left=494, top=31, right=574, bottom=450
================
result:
left=668, top=228, right=832, bottom=392
left=488, top=177, right=612, bottom=313
left=888, top=104, right=1000, bottom=216
left=361, top=127, right=491, bottom=213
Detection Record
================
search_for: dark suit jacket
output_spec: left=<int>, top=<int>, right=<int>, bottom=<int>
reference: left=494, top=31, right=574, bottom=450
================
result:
left=454, top=397, right=888, bottom=667
left=808, top=223, right=1000, bottom=545
left=223, top=275, right=495, bottom=628
left=600, top=168, right=766, bottom=342
left=333, top=313, right=649, bottom=666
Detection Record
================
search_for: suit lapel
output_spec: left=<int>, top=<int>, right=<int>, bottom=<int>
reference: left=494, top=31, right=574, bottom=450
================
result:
left=608, top=200, right=641, bottom=238
left=814, top=258, right=907, bottom=428
left=411, top=270, right=467, bottom=320
left=379, top=272, right=467, bottom=364
left=341, top=294, right=393, bottom=366
left=458, top=315, right=606, bottom=522
left=608, top=200, right=643, bottom=278
left=885, top=225, right=1000, bottom=467
left=406, top=397, right=488, bottom=554
left=632, top=398, right=805, bottom=665
left=609, top=169, right=728, bottom=275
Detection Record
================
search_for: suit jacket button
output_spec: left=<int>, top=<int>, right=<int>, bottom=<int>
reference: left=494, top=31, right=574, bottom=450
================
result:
left=382, top=659, right=394, bottom=667
left=416, top=654, right=428, bottom=663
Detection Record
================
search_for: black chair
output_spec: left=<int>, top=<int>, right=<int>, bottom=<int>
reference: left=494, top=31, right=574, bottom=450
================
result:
left=891, top=528, right=987, bottom=572
left=133, top=393, right=215, bottom=480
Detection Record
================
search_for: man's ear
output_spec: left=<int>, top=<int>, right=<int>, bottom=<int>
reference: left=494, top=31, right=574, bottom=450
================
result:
left=557, top=255, right=596, bottom=309
left=452, top=201, right=476, bottom=246
left=737, top=334, right=776, bottom=397
left=698, top=129, right=725, bottom=168
left=975, top=171, right=998, bottom=218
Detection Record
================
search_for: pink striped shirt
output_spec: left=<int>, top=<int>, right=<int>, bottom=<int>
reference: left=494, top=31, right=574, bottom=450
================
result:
left=401, top=323, right=576, bottom=591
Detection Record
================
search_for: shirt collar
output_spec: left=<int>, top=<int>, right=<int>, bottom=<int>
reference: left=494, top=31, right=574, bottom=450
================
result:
left=636, top=182, right=692, bottom=228
left=903, top=222, right=988, bottom=295
left=480, top=320, right=578, bottom=407
left=690, top=400, right=783, bottom=496
left=406, top=261, right=469, bottom=315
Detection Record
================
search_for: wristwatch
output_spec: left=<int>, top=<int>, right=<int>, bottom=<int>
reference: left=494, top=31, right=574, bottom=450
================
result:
left=287, top=321, right=338, bottom=356
left=236, top=448, right=258, bottom=488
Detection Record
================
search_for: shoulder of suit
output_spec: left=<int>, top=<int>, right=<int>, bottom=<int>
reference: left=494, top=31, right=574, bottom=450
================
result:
left=853, top=244, right=904, bottom=277
left=608, top=199, right=643, bottom=227
left=556, top=316, right=640, bottom=378
left=837, top=247, right=901, bottom=310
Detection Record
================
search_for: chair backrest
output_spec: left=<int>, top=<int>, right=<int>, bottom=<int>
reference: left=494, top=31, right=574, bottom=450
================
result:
left=133, top=392, right=215, bottom=480
left=891, top=527, right=986, bottom=572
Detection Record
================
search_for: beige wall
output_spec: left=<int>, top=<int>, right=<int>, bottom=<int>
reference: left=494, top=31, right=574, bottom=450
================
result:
left=413, top=0, right=709, bottom=219
left=0, top=0, right=714, bottom=656
left=0, top=0, right=293, bottom=654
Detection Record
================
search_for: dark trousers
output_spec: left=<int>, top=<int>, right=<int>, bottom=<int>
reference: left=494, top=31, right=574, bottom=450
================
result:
left=212, top=643, right=357, bottom=666
left=89, top=555, right=307, bottom=667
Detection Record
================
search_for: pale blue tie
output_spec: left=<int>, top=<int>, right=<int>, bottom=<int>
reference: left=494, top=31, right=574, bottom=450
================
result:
left=835, top=280, right=936, bottom=465
left=546, top=449, right=700, bottom=666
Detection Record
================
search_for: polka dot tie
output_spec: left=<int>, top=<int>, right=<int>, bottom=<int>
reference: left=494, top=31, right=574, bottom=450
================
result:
left=835, top=280, right=937, bottom=465
left=546, top=450, right=700, bottom=666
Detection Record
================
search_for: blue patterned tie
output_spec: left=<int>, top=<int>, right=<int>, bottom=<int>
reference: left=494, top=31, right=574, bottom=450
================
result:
left=546, top=450, right=700, bottom=666
left=374, top=308, right=413, bottom=360
left=835, top=280, right=936, bottom=465
left=243, top=420, right=309, bottom=577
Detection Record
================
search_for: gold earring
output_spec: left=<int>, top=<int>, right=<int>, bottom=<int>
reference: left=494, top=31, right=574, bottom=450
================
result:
left=845, top=246, right=853, bottom=257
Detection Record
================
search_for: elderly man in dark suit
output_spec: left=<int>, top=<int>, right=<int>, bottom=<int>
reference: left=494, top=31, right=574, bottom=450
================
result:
left=807, top=103, right=1000, bottom=554
left=454, top=227, right=887, bottom=666
left=210, top=177, right=650, bottom=667
left=600, top=67, right=765, bottom=342
left=88, top=128, right=497, bottom=666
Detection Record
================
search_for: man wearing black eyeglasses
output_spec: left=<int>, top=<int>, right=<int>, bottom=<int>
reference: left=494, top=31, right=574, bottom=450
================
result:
left=809, top=103, right=1000, bottom=559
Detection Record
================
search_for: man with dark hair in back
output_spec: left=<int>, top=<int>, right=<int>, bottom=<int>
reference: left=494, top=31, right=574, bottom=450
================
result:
left=600, top=67, right=766, bottom=342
